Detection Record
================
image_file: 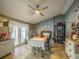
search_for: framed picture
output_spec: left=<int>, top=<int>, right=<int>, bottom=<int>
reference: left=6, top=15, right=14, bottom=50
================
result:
left=3, top=20, right=8, bottom=26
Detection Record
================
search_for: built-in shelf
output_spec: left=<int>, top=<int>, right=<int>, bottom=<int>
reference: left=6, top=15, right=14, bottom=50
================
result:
left=0, top=16, right=13, bottom=58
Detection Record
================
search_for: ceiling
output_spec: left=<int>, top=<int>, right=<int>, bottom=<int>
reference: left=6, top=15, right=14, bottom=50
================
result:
left=0, top=0, right=74, bottom=24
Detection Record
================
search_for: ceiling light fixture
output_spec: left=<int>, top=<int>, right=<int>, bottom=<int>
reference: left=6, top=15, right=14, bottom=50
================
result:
left=35, top=10, right=40, bottom=14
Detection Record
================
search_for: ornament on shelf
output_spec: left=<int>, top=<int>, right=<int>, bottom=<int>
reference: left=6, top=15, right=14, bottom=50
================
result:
left=71, top=21, right=76, bottom=31
left=71, top=30, right=78, bottom=40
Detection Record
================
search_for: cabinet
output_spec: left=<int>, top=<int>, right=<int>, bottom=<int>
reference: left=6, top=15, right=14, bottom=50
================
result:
left=0, top=16, right=13, bottom=58
left=54, top=23, right=65, bottom=43
left=65, top=39, right=79, bottom=59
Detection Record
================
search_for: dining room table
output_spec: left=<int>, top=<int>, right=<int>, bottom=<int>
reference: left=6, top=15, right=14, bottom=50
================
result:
left=29, top=37, right=48, bottom=57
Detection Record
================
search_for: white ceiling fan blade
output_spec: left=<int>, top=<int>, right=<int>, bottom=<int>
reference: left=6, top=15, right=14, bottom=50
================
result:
left=28, top=5, right=35, bottom=10
left=40, top=12, right=44, bottom=16
left=41, top=6, right=48, bottom=11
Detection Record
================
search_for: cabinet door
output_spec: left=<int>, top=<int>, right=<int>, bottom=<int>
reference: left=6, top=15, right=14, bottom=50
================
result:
left=65, top=41, right=68, bottom=54
left=76, top=54, right=79, bottom=59
left=68, top=50, right=75, bottom=59
left=0, top=44, right=8, bottom=58
left=69, top=55, right=75, bottom=59
left=0, top=41, right=13, bottom=58
left=7, top=41, right=13, bottom=52
left=0, top=45, right=4, bottom=58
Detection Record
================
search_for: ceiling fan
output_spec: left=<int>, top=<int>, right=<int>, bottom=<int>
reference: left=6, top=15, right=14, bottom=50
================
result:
left=28, top=4, right=48, bottom=16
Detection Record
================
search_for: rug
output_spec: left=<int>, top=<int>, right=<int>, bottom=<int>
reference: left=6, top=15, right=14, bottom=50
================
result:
left=25, top=51, right=50, bottom=59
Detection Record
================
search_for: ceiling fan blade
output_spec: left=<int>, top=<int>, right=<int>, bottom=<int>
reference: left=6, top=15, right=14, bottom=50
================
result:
left=41, top=6, right=48, bottom=11
left=30, top=12, right=35, bottom=15
left=36, top=5, right=40, bottom=8
left=42, top=6, right=48, bottom=10
left=40, top=12, right=44, bottom=16
left=28, top=5, right=35, bottom=10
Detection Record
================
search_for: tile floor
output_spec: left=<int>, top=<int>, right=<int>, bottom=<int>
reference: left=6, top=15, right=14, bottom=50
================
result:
left=2, top=44, right=68, bottom=59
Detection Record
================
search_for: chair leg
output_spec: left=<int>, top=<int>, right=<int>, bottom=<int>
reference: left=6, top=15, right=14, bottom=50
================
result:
left=41, top=50, right=44, bottom=57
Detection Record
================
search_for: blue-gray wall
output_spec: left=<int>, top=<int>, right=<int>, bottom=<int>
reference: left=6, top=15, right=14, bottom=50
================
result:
left=65, top=0, right=79, bottom=37
left=54, top=15, right=65, bottom=25
left=35, top=18, right=54, bottom=35
left=35, top=15, right=65, bottom=38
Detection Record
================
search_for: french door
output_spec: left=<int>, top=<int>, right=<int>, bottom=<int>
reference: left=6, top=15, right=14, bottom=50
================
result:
left=21, top=27, right=26, bottom=43
left=11, top=26, right=28, bottom=47
left=9, top=20, right=29, bottom=48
